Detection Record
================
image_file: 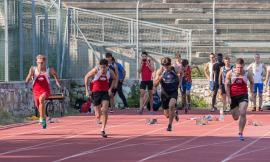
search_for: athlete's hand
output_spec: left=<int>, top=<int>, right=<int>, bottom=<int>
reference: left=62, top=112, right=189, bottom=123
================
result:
left=86, top=91, right=89, bottom=97
left=108, top=89, right=112, bottom=97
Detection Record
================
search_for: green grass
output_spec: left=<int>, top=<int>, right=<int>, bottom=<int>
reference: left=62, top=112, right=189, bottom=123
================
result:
left=191, top=95, right=208, bottom=108
left=191, top=65, right=205, bottom=78
left=127, top=84, right=140, bottom=108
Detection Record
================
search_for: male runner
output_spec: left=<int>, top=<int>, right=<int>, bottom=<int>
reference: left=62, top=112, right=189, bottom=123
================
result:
left=225, top=58, right=254, bottom=141
left=85, top=59, right=117, bottom=138
left=154, top=57, right=179, bottom=131
left=25, top=54, right=61, bottom=129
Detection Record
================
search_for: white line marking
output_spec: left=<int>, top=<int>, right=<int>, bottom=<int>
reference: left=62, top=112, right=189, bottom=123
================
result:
left=53, top=120, right=192, bottom=162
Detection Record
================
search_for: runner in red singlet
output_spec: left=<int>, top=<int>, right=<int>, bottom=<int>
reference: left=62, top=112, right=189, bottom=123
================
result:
left=25, top=55, right=61, bottom=129
left=225, top=58, right=254, bottom=141
left=85, top=59, right=117, bottom=138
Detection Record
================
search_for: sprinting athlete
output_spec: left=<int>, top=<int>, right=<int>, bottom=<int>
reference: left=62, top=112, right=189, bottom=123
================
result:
left=85, top=59, right=117, bottom=138
left=247, top=54, right=267, bottom=111
left=26, top=54, right=61, bottom=129
left=225, top=58, right=254, bottom=141
left=154, top=57, right=179, bottom=131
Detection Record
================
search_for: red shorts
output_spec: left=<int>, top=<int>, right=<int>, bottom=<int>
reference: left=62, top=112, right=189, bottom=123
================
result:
left=33, top=91, right=51, bottom=108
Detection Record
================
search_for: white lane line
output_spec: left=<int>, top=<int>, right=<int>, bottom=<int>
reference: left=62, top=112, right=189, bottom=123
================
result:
left=0, top=118, right=145, bottom=156
left=53, top=120, right=192, bottom=162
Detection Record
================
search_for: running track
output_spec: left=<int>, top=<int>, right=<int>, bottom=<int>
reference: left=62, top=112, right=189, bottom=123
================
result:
left=1, top=109, right=270, bottom=162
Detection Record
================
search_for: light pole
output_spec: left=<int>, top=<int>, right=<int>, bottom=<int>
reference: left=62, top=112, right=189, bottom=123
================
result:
left=136, top=0, right=140, bottom=79
left=212, top=0, right=216, bottom=54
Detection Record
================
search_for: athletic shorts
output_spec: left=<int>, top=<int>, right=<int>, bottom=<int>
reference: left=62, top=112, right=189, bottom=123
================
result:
left=230, top=94, right=248, bottom=109
left=253, top=83, right=263, bottom=94
left=92, top=91, right=110, bottom=106
left=220, top=84, right=226, bottom=94
left=140, top=80, right=153, bottom=90
left=161, top=91, right=178, bottom=110
left=181, top=82, right=192, bottom=95
left=209, top=81, right=214, bottom=91
left=33, top=91, right=50, bottom=108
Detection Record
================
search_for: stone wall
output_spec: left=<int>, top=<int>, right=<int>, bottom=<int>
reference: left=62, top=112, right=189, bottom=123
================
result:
left=0, top=80, right=71, bottom=117
left=1, top=79, right=270, bottom=116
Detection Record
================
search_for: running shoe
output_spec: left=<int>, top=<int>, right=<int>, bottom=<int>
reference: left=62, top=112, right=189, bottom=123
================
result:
left=167, top=124, right=172, bottom=131
left=210, top=107, right=217, bottom=112
left=148, top=119, right=157, bottom=125
left=41, top=120, right=46, bottom=129
left=109, top=109, right=114, bottom=113
left=184, top=107, right=188, bottom=114
left=175, top=111, right=179, bottom=122
left=101, top=131, right=108, bottom=138
left=138, top=108, right=144, bottom=115
left=252, top=107, right=256, bottom=112
left=259, top=107, right=263, bottom=111
left=239, top=133, right=244, bottom=141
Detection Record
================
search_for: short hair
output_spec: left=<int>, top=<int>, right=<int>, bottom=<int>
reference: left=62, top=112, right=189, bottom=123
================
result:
left=112, top=57, right=115, bottom=62
left=224, top=56, right=230, bottom=60
left=175, top=53, right=181, bottom=58
left=217, top=53, right=223, bottom=57
left=255, top=53, right=260, bottom=57
left=209, top=53, right=215, bottom=56
left=161, top=57, right=171, bottom=66
left=181, top=59, right=189, bottom=67
left=36, top=54, right=46, bottom=61
left=141, top=51, right=148, bottom=56
left=235, top=58, right=244, bottom=65
left=105, top=52, right=112, bottom=58
left=99, top=59, right=108, bottom=66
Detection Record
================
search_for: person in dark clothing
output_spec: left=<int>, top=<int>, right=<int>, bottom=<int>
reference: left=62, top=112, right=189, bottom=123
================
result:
left=112, top=57, right=129, bottom=109
left=211, top=53, right=225, bottom=112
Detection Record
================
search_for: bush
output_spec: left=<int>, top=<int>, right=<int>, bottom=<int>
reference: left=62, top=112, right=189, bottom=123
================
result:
left=191, top=95, right=208, bottom=108
left=127, top=84, right=140, bottom=108
left=191, top=65, right=205, bottom=78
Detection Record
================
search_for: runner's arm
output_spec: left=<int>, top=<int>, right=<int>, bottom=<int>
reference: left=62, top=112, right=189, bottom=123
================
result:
left=265, top=68, right=269, bottom=86
left=84, top=68, right=97, bottom=97
left=248, top=70, right=254, bottom=97
left=225, top=71, right=232, bottom=99
left=218, top=67, right=223, bottom=86
left=153, top=68, right=162, bottom=87
left=263, top=64, right=268, bottom=81
left=203, top=64, right=210, bottom=80
left=113, top=64, right=119, bottom=87
left=25, top=67, right=34, bottom=83
left=50, top=68, right=61, bottom=88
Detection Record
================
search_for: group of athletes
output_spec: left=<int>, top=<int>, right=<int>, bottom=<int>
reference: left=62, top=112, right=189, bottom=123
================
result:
left=26, top=52, right=270, bottom=140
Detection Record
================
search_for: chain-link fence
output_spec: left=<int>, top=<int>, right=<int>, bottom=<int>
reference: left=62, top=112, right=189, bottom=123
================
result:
left=0, top=0, right=67, bottom=81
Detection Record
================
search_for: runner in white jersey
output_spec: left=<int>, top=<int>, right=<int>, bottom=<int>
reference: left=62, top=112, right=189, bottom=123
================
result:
left=173, top=53, right=183, bottom=111
left=204, top=53, right=215, bottom=92
left=247, top=54, right=267, bottom=111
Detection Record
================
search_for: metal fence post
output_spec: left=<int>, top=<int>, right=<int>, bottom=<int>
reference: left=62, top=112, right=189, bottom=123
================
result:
left=44, top=2, right=49, bottom=66
left=136, top=1, right=140, bottom=80
left=4, top=0, right=9, bottom=82
left=31, top=0, right=36, bottom=65
left=19, top=0, right=24, bottom=80
left=212, top=0, right=216, bottom=54
left=56, top=0, right=61, bottom=73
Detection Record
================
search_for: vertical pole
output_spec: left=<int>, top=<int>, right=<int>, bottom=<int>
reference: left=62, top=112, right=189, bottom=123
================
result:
left=102, top=16, right=105, bottom=42
left=212, top=0, right=216, bottom=54
left=4, top=0, right=9, bottom=82
left=136, top=0, right=140, bottom=79
left=56, top=0, right=61, bottom=73
left=60, top=11, right=68, bottom=78
left=67, top=9, right=71, bottom=78
left=44, top=2, right=49, bottom=66
left=189, top=30, right=192, bottom=64
left=31, top=0, right=36, bottom=65
left=19, top=0, right=24, bottom=80
left=160, top=29, right=163, bottom=55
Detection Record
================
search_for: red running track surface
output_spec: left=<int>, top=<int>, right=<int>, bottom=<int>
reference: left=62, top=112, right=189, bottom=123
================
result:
left=1, top=109, right=270, bottom=162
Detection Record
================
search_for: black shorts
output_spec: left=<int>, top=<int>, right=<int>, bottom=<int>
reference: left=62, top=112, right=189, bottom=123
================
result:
left=140, top=81, right=153, bottom=90
left=92, top=91, right=110, bottom=106
left=230, top=94, right=248, bottom=109
left=161, top=91, right=178, bottom=110
left=220, top=84, right=226, bottom=94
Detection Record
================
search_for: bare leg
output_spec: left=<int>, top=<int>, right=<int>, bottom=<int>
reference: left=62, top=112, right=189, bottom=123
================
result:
left=222, top=94, right=226, bottom=113
left=94, top=105, right=101, bottom=124
left=253, top=93, right=257, bottom=110
left=163, top=109, right=169, bottom=118
left=259, top=93, right=263, bottom=110
left=167, top=98, right=177, bottom=131
left=231, top=107, right=240, bottom=121
left=139, top=89, right=146, bottom=113
left=238, top=102, right=248, bottom=134
left=101, top=100, right=109, bottom=132
left=148, top=90, right=153, bottom=112
left=38, top=94, right=46, bottom=119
